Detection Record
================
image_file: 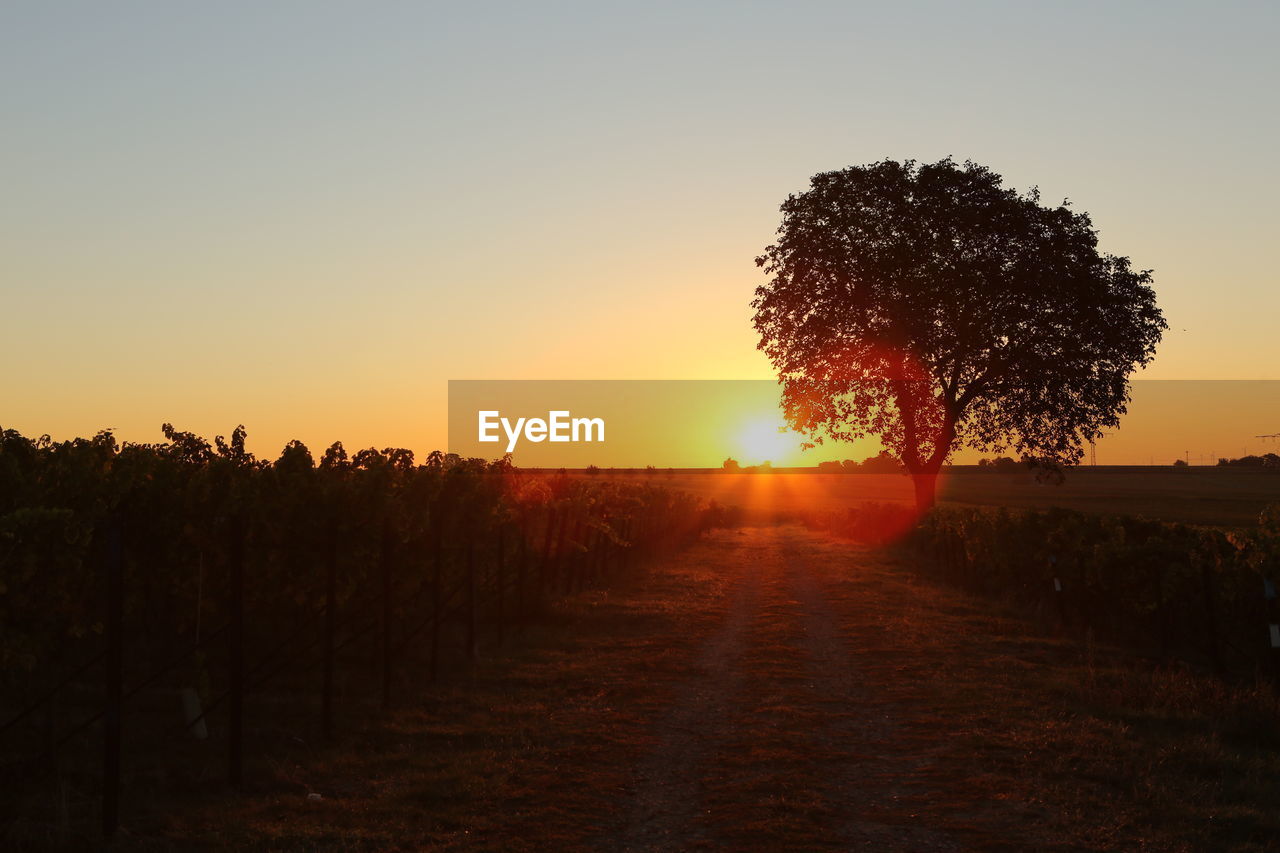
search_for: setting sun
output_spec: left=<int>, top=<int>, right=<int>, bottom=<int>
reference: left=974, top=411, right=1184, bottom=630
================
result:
left=735, top=415, right=801, bottom=466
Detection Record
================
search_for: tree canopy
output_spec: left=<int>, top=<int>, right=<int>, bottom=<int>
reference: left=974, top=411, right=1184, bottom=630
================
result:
left=752, top=158, right=1165, bottom=509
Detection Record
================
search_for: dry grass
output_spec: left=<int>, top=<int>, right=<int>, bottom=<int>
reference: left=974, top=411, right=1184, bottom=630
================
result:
left=10, top=527, right=1280, bottom=850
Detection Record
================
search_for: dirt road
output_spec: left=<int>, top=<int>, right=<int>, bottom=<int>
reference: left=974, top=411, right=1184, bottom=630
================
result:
left=614, top=527, right=967, bottom=851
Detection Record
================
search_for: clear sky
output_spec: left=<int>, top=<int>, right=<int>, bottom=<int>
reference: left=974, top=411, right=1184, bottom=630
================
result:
left=3, top=1, right=1277, bottom=461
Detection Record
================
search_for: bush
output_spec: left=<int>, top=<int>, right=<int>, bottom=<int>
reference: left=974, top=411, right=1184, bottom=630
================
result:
left=898, top=504, right=1280, bottom=675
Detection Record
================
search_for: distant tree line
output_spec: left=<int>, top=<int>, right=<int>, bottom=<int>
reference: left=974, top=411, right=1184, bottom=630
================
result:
left=814, top=452, right=902, bottom=473
left=1217, top=453, right=1280, bottom=468
left=721, top=458, right=774, bottom=473
left=810, top=454, right=1038, bottom=474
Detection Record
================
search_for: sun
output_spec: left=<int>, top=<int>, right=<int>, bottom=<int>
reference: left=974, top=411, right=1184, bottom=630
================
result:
left=735, top=415, right=800, bottom=466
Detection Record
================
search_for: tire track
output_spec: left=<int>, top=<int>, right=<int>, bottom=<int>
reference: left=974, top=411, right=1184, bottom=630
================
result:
left=783, top=529, right=961, bottom=851
left=610, top=536, right=764, bottom=851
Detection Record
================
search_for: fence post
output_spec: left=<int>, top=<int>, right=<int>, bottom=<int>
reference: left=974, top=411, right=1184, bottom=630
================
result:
left=1051, top=555, right=1067, bottom=627
left=495, top=528, right=505, bottom=647
left=228, top=515, right=244, bottom=788
left=594, top=517, right=609, bottom=583
left=1264, top=570, right=1280, bottom=681
left=622, top=517, right=635, bottom=573
left=322, top=532, right=336, bottom=742
left=381, top=519, right=394, bottom=712
left=466, top=537, right=478, bottom=661
left=566, top=517, right=584, bottom=594
left=586, top=524, right=600, bottom=590
left=465, top=535, right=476, bottom=660
left=547, top=508, right=567, bottom=597
left=538, top=508, right=556, bottom=601
left=515, top=528, right=528, bottom=622
left=554, top=512, right=572, bottom=595
left=1201, top=551, right=1223, bottom=675
left=430, top=522, right=442, bottom=683
left=1156, top=564, right=1171, bottom=660
left=102, top=517, right=123, bottom=840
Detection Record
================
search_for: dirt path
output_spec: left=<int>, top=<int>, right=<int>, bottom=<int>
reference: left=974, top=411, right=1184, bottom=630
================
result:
left=150, top=526, right=1280, bottom=851
left=611, top=527, right=963, bottom=850
left=613, top=536, right=761, bottom=849
left=784, top=533, right=959, bottom=851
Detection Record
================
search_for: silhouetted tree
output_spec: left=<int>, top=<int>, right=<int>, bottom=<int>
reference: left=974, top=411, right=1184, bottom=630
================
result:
left=858, top=451, right=902, bottom=474
left=752, top=158, right=1165, bottom=510
left=981, top=456, right=1023, bottom=473
left=722, top=458, right=740, bottom=472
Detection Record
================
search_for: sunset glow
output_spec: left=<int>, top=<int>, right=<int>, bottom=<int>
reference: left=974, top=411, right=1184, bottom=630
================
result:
left=734, top=415, right=802, bottom=466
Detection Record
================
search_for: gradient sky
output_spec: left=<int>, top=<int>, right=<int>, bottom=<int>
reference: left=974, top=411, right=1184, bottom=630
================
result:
left=3, top=1, right=1277, bottom=461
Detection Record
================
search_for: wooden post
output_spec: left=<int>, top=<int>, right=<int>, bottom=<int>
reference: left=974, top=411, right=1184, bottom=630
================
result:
left=380, top=519, right=394, bottom=711
left=465, top=537, right=477, bottom=660
left=228, top=515, right=244, bottom=787
left=321, top=532, right=336, bottom=742
left=1156, top=564, right=1170, bottom=660
left=430, top=523, right=442, bottom=683
left=495, top=528, right=505, bottom=647
left=602, top=516, right=615, bottom=581
left=566, top=518, right=584, bottom=594
left=1201, top=556, right=1222, bottom=675
left=1263, top=569, right=1279, bottom=681
left=622, top=517, right=635, bottom=573
left=594, top=519, right=609, bottom=583
left=585, top=524, right=600, bottom=590
left=953, top=534, right=963, bottom=585
left=554, top=512, right=572, bottom=595
left=102, top=518, right=124, bottom=839
left=516, top=530, right=528, bottom=622
left=539, top=507, right=557, bottom=599
left=585, top=527, right=600, bottom=588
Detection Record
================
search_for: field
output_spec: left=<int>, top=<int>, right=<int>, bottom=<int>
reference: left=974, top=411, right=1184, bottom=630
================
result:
left=594, top=467, right=1280, bottom=528
left=59, top=527, right=1280, bottom=851
left=6, top=441, right=1280, bottom=850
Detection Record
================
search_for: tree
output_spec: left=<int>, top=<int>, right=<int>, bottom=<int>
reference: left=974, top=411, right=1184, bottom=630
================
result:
left=752, top=158, right=1165, bottom=511
left=858, top=451, right=903, bottom=474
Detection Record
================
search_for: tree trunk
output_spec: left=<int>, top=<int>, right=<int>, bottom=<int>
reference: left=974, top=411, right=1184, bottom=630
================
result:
left=911, top=467, right=939, bottom=513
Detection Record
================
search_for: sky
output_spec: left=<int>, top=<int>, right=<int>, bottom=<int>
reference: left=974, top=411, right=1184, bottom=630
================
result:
left=3, top=1, right=1278, bottom=463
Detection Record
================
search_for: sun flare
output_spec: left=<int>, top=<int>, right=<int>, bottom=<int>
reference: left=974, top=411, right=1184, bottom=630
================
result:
left=735, top=415, right=800, bottom=466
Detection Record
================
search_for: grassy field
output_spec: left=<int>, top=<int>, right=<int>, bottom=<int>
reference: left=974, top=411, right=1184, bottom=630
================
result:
left=50, top=527, right=1279, bottom=851
left=593, top=467, right=1280, bottom=527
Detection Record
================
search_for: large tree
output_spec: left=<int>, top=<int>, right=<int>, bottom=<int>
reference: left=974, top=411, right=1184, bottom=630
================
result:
left=752, top=158, right=1165, bottom=511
